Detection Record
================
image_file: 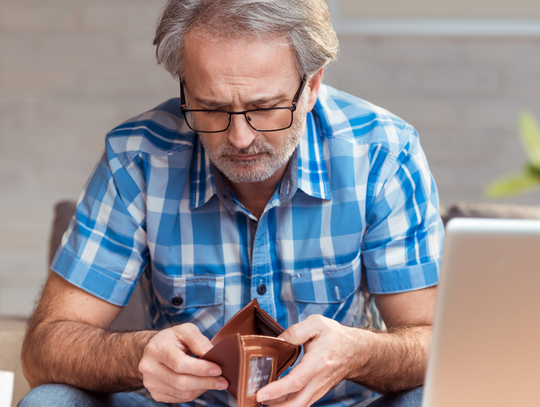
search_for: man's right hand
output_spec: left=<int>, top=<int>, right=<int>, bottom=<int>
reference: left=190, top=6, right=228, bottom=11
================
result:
left=139, top=323, right=228, bottom=403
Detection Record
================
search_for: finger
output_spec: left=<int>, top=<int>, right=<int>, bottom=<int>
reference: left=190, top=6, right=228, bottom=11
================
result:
left=158, top=344, right=222, bottom=376
left=141, top=358, right=228, bottom=400
left=142, top=338, right=222, bottom=376
left=154, top=362, right=228, bottom=392
left=143, top=374, right=205, bottom=404
left=278, top=315, right=323, bottom=345
left=262, top=394, right=292, bottom=405
left=257, top=351, right=321, bottom=403
left=265, top=379, right=327, bottom=407
left=257, top=368, right=309, bottom=403
left=173, top=323, right=214, bottom=357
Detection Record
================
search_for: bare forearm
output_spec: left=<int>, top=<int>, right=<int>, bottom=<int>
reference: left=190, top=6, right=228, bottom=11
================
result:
left=22, top=320, right=157, bottom=392
left=347, top=325, right=431, bottom=394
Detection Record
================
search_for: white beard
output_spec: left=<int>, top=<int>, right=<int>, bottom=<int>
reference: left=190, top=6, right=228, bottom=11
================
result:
left=200, top=91, right=310, bottom=183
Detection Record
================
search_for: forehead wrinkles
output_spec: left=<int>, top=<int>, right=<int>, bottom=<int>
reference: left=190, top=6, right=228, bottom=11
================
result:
left=183, top=33, right=299, bottom=106
left=183, top=28, right=297, bottom=80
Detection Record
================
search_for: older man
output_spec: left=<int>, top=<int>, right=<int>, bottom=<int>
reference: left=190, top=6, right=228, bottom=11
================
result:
left=20, top=1, right=443, bottom=407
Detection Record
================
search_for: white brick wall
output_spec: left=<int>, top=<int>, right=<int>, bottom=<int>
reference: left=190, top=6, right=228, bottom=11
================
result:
left=1, top=0, right=540, bottom=316
left=323, top=35, right=540, bottom=207
left=0, top=0, right=176, bottom=316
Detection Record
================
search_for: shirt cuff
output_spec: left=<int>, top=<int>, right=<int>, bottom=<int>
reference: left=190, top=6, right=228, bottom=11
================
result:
left=51, top=249, right=136, bottom=306
left=365, top=259, right=440, bottom=294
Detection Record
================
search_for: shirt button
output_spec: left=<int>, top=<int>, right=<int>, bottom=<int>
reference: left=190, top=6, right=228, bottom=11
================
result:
left=257, top=284, right=267, bottom=295
left=172, top=296, right=184, bottom=306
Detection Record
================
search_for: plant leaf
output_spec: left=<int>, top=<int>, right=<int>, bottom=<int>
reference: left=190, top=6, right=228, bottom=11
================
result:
left=485, top=172, right=540, bottom=198
left=519, top=112, right=540, bottom=169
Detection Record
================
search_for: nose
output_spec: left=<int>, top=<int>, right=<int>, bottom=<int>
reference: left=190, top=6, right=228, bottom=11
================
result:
left=227, top=114, right=257, bottom=149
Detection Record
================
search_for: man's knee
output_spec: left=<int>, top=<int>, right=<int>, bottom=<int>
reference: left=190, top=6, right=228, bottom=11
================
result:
left=18, top=384, right=94, bottom=407
left=367, top=386, right=424, bottom=407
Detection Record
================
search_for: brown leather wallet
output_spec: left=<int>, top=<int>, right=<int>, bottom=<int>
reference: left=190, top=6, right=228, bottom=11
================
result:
left=201, top=299, right=301, bottom=407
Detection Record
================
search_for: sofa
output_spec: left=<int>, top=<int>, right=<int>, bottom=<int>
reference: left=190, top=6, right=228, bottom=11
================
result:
left=2, top=200, right=540, bottom=406
left=0, top=201, right=146, bottom=406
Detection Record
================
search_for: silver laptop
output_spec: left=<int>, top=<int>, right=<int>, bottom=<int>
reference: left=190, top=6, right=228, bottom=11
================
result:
left=423, top=218, right=540, bottom=407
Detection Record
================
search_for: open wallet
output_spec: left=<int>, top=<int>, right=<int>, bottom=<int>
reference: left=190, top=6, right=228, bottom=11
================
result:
left=201, top=299, right=302, bottom=407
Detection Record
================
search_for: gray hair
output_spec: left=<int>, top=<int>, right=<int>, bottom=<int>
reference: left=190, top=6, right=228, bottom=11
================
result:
left=153, top=0, right=339, bottom=81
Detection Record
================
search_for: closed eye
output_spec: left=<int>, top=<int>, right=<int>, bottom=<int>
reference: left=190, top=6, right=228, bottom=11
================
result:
left=250, top=105, right=278, bottom=110
left=195, top=98, right=289, bottom=111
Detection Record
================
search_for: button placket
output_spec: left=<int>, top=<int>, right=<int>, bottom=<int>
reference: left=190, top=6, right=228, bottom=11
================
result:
left=251, top=214, right=275, bottom=319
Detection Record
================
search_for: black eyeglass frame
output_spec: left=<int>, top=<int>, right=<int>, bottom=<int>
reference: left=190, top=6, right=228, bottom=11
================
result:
left=180, top=77, right=307, bottom=133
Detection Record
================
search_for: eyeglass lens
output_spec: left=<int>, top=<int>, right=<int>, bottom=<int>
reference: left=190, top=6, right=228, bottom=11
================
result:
left=185, top=109, right=294, bottom=132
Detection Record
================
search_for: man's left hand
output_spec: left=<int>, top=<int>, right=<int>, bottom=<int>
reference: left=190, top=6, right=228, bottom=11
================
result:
left=256, top=314, right=374, bottom=407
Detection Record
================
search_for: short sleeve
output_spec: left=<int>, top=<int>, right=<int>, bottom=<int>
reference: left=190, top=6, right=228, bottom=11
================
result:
left=51, top=140, right=148, bottom=306
left=361, top=128, right=444, bottom=294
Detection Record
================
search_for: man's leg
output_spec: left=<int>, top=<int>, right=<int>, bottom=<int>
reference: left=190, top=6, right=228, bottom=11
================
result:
left=18, top=384, right=173, bottom=407
left=365, top=386, right=423, bottom=407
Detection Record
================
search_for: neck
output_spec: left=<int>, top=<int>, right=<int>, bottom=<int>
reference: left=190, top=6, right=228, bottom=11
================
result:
left=224, top=164, right=288, bottom=219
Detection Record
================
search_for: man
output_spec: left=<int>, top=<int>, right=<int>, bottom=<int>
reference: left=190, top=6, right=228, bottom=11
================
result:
left=20, top=1, right=444, bottom=406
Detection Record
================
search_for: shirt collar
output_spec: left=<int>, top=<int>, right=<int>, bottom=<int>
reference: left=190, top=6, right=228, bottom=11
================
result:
left=296, top=110, right=332, bottom=201
left=189, top=138, right=217, bottom=210
left=189, top=111, right=331, bottom=210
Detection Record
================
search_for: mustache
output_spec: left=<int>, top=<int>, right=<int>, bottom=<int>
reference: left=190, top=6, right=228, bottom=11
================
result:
left=217, top=138, right=275, bottom=157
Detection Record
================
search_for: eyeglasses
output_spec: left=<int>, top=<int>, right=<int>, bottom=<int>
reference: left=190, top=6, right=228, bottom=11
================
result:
left=180, top=77, right=306, bottom=133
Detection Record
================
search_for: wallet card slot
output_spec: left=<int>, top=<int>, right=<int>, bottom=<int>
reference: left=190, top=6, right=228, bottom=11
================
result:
left=211, top=301, right=259, bottom=345
left=254, top=307, right=283, bottom=337
left=257, top=322, right=281, bottom=337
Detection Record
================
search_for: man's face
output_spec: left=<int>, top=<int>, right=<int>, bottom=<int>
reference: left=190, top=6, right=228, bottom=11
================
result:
left=182, top=32, right=313, bottom=183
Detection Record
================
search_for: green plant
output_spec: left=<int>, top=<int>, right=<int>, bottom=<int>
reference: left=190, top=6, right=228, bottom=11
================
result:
left=486, top=112, right=540, bottom=198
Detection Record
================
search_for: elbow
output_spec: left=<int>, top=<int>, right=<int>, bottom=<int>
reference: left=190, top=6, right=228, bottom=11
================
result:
left=21, top=330, right=45, bottom=389
left=20, top=354, right=36, bottom=389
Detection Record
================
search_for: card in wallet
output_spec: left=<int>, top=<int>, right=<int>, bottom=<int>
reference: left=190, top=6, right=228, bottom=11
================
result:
left=201, top=299, right=301, bottom=407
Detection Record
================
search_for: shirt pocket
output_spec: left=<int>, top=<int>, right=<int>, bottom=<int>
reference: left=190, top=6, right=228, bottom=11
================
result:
left=152, top=268, right=225, bottom=336
left=290, top=252, right=363, bottom=326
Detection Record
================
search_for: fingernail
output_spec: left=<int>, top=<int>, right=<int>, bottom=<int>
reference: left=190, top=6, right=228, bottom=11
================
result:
left=257, top=393, right=270, bottom=402
left=209, top=368, right=221, bottom=376
left=216, top=380, right=228, bottom=390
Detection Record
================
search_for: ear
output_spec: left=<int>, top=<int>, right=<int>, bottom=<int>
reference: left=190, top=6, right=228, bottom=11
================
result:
left=306, top=68, right=324, bottom=112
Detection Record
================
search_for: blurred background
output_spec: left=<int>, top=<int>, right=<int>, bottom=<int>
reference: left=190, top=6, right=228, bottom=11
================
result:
left=1, top=0, right=540, bottom=317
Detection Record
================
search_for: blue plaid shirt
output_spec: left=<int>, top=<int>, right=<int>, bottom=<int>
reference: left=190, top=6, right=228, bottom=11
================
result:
left=52, top=84, right=444, bottom=407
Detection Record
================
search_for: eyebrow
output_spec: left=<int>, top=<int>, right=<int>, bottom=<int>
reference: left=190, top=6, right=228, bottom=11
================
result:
left=192, top=93, right=290, bottom=109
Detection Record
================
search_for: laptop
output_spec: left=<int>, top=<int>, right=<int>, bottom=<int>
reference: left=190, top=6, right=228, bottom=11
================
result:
left=422, top=217, right=540, bottom=407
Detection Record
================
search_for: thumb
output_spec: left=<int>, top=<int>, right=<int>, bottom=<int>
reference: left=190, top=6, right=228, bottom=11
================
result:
left=174, top=323, right=214, bottom=357
left=278, top=320, right=314, bottom=346
left=279, top=315, right=329, bottom=345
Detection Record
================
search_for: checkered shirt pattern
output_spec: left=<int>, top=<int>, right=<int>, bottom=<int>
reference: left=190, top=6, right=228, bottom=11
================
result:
left=51, top=84, right=444, bottom=407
